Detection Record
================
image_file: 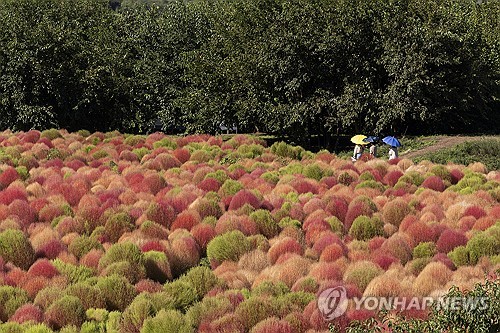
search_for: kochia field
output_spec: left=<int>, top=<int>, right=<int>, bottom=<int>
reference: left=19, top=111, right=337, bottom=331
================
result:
left=0, top=129, right=498, bottom=332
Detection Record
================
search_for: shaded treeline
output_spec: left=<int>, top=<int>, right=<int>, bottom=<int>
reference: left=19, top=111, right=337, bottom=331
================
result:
left=0, top=0, right=499, bottom=144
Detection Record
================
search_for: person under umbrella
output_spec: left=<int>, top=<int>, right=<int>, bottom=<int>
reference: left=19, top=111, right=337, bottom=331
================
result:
left=363, top=136, right=379, bottom=158
left=382, top=136, right=402, bottom=160
left=350, top=135, right=368, bottom=161
left=388, top=146, right=398, bottom=160
left=352, top=144, right=364, bottom=161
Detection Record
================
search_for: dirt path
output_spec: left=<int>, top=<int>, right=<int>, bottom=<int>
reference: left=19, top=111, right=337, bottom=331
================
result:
left=400, top=135, right=498, bottom=159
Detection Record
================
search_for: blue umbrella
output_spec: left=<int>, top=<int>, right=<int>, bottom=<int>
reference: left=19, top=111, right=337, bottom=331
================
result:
left=363, top=136, right=379, bottom=143
left=382, top=136, right=401, bottom=147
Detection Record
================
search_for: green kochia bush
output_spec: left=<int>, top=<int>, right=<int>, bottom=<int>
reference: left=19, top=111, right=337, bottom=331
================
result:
left=95, top=274, right=138, bottom=312
left=82, top=308, right=121, bottom=333
left=183, top=266, right=220, bottom=299
left=51, top=259, right=95, bottom=284
left=120, top=294, right=156, bottom=333
left=207, top=230, right=251, bottom=263
left=65, top=282, right=106, bottom=310
left=141, top=309, right=192, bottom=333
left=250, top=209, right=281, bottom=238
left=413, top=242, right=438, bottom=259
left=98, top=242, right=146, bottom=283
left=270, top=142, right=304, bottom=160
left=163, top=280, right=198, bottom=312
left=448, top=246, right=470, bottom=267
left=466, top=230, right=499, bottom=264
left=349, top=215, right=384, bottom=240
left=44, top=295, right=85, bottom=330
left=0, top=229, right=36, bottom=270
left=0, top=286, right=29, bottom=322
left=68, top=235, right=103, bottom=259
left=144, top=251, right=172, bottom=283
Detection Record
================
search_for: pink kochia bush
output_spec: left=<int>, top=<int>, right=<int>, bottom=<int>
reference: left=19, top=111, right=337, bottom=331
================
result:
left=0, top=130, right=496, bottom=331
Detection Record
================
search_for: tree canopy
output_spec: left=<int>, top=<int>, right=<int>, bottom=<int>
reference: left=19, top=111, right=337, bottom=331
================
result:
left=0, top=0, right=498, bottom=140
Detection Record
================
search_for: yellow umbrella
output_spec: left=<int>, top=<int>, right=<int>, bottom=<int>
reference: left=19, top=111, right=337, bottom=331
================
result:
left=351, top=135, right=368, bottom=145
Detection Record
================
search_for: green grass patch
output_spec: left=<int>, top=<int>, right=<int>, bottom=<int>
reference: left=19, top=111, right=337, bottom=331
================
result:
left=413, top=138, right=500, bottom=171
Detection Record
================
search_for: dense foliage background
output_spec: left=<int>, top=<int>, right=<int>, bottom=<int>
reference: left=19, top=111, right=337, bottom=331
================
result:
left=0, top=0, right=499, bottom=141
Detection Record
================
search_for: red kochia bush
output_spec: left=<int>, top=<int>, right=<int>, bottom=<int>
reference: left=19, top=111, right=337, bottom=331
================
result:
left=290, top=179, right=318, bottom=194
left=171, top=210, right=201, bottom=231
left=9, top=303, right=43, bottom=324
left=0, top=187, right=27, bottom=205
left=140, top=241, right=166, bottom=253
left=173, top=148, right=190, bottom=163
left=372, top=253, right=399, bottom=270
left=325, top=196, right=349, bottom=222
left=383, top=170, right=403, bottom=187
left=421, top=176, right=446, bottom=192
left=450, top=169, right=464, bottom=184
left=191, top=223, right=217, bottom=251
left=36, top=239, right=65, bottom=259
left=0, top=167, right=19, bottom=189
left=436, top=229, right=468, bottom=253
left=228, top=189, right=261, bottom=211
left=198, top=178, right=222, bottom=192
left=463, top=205, right=487, bottom=219
left=27, top=259, right=59, bottom=278
left=344, top=202, right=374, bottom=231
left=9, top=199, right=36, bottom=227
left=319, top=244, right=345, bottom=262
left=404, top=221, right=435, bottom=245
left=267, top=237, right=304, bottom=264
left=146, top=202, right=176, bottom=228
left=312, top=232, right=345, bottom=254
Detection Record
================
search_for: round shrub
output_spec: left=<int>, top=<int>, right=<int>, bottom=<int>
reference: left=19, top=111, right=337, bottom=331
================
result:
left=51, top=259, right=95, bottom=284
left=380, top=233, right=412, bottom=264
left=98, top=242, right=145, bottom=273
left=382, top=198, right=411, bottom=227
left=104, top=212, right=134, bottom=243
left=207, top=230, right=251, bottom=265
left=119, top=294, right=155, bottom=333
left=267, top=237, right=303, bottom=264
left=447, top=246, right=470, bottom=267
left=95, top=274, right=138, bottom=311
left=68, top=235, right=103, bottom=259
left=436, top=229, right=468, bottom=253
left=249, top=209, right=280, bottom=238
left=234, top=296, right=280, bottom=331
left=65, top=282, right=106, bottom=310
left=413, top=242, right=437, bottom=259
left=163, top=280, right=198, bottom=311
left=9, top=303, right=44, bottom=324
left=143, top=251, right=172, bottom=283
left=0, top=286, right=29, bottom=322
left=253, top=281, right=290, bottom=298
left=421, top=175, right=446, bottom=192
left=466, top=232, right=499, bottom=264
left=250, top=317, right=293, bottom=333
left=343, top=261, right=383, bottom=292
left=348, top=215, right=384, bottom=241
left=141, top=309, right=191, bottom=333
left=44, top=295, right=85, bottom=330
left=229, top=189, right=261, bottom=211
left=219, top=179, right=244, bottom=197
left=33, top=286, right=64, bottom=311
left=185, top=297, right=233, bottom=328
left=183, top=266, right=220, bottom=300
left=0, top=229, right=35, bottom=270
